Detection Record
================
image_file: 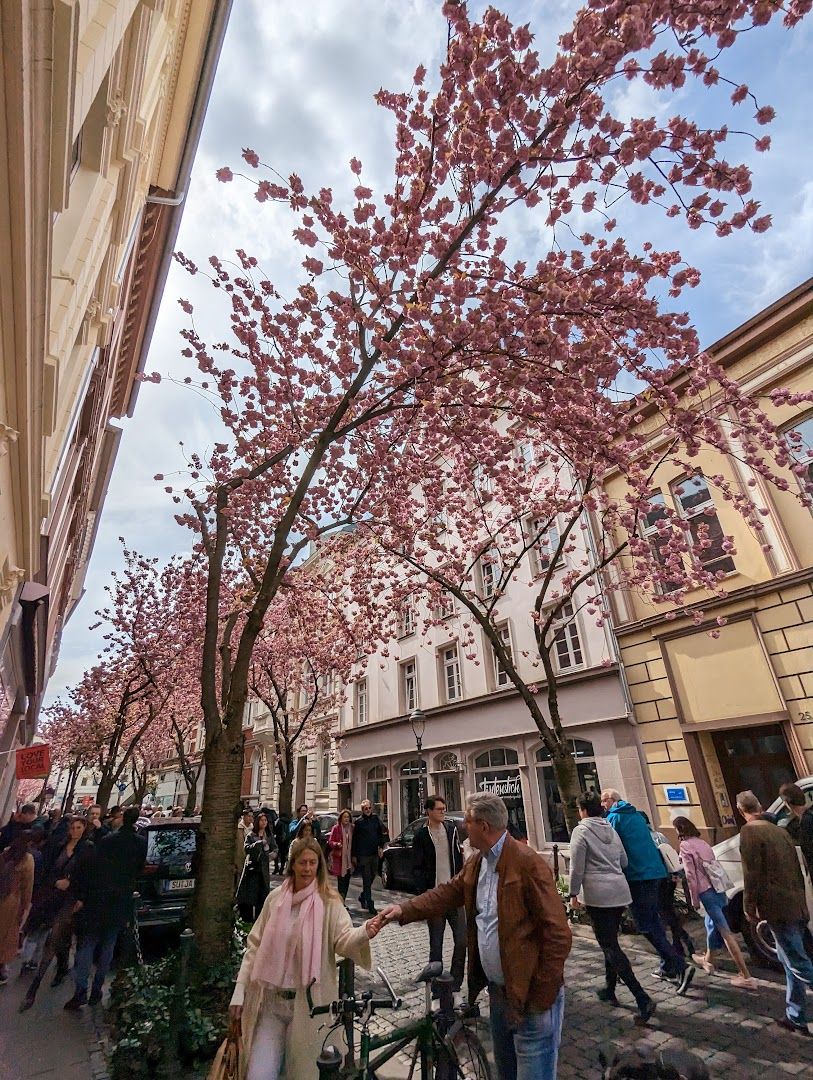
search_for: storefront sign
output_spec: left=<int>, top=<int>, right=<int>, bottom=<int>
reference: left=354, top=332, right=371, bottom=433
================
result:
left=663, top=785, right=689, bottom=805
left=15, top=743, right=50, bottom=779
left=479, top=773, right=522, bottom=797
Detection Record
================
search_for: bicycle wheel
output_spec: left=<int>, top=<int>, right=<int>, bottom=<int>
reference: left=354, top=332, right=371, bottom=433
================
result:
left=434, top=1023, right=492, bottom=1080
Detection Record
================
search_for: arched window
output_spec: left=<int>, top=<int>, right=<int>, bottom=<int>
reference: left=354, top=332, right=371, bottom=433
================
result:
left=432, top=752, right=462, bottom=810
left=367, top=764, right=387, bottom=780
left=474, top=747, right=519, bottom=769
left=339, top=767, right=351, bottom=783
left=399, top=758, right=426, bottom=776
left=473, top=747, right=525, bottom=838
left=535, top=739, right=598, bottom=843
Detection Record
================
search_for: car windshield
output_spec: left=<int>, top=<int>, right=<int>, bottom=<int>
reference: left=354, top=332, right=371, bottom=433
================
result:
left=147, top=828, right=197, bottom=864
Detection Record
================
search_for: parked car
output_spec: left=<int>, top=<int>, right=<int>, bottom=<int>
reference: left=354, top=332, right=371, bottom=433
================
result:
left=134, top=818, right=200, bottom=929
left=380, top=813, right=467, bottom=892
left=713, top=777, right=813, bottom=966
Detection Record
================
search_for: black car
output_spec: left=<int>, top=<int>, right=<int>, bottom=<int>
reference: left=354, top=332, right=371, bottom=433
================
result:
left=380, top=813, right=467, bottom=892
left=134, top=818, right=199, bottom=929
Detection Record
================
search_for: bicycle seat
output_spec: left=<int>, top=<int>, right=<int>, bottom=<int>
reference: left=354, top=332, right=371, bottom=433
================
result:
left=414, top=961, right=443, bottom=983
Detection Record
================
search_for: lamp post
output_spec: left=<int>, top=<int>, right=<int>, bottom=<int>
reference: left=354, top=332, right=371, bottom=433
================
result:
left=409, top=708, right=427, bottom=814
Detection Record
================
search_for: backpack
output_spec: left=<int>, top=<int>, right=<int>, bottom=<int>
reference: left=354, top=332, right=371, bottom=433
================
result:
left=651, top=830, right=682, bottom=874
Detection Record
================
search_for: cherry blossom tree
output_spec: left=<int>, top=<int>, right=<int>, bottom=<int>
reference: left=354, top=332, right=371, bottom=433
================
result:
left=154, top=0, right=811, bottom=959
left=40, top=699, right=97, bottom=812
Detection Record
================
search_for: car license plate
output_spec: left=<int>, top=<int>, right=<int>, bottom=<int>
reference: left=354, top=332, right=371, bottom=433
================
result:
left=167, top=878, right=194, bottom=892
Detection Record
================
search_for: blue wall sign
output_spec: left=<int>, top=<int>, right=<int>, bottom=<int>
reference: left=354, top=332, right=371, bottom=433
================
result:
left=664, top=785, right=690, bottom=805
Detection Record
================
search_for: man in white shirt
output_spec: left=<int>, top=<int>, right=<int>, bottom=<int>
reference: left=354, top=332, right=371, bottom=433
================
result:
left=411, top=796, right=465, bottom=993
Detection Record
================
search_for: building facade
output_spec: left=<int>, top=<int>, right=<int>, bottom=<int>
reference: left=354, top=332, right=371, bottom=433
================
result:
left=604, top=279, right=813, bottom=841
left=0, top=0, right=231, bottom=816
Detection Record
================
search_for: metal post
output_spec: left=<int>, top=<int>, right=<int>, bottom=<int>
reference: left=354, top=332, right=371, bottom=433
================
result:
left=552, top=844, right=560, bottom=879
left=158, top=928, right=194, bottom=1078
left=416, top=734, right=425, bottom=812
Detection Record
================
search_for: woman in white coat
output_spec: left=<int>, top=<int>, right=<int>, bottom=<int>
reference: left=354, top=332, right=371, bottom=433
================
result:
left=229, top=836, right=381, bottom=1079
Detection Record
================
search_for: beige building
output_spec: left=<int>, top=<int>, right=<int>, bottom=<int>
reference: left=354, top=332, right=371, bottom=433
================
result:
left=604, top=279, right=813, bottom=841
left=0, top=0, right=231, bottom=816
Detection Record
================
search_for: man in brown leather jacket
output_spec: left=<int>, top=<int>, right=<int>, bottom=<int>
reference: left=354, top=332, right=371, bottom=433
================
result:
left=378, top=792, right=571, bottom=1079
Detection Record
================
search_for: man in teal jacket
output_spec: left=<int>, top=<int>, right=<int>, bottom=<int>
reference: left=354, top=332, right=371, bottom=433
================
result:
left=602, top=790, right=694, bottom=994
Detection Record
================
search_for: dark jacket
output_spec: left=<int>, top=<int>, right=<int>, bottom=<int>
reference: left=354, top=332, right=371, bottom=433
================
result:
left=0, top=817, right=33, bottom=852
left=25, top=835, right=92, bottom=933
left=73, top=825, right=147, bottom=930
left=786, top=806, right=813, bottom=874
left=236, top=833, right=274, bottom=909
left=740, top=817, right=808, bottom=926
left=606, top=801, right=666, bottom=882
left=412, top=820, right=463, bottom=893
left=351, top=813, right=385, bottom=858
left=274, top=814, right=291, bottom=851
left=400, top=833, right=572, bottom=1016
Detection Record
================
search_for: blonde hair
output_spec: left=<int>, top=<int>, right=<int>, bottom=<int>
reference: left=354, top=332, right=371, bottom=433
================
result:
left=286, top=837, right=338, bottom=900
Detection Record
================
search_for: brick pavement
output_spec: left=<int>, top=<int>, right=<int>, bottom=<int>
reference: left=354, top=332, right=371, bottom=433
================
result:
left=347, top=881, right=813, bottom=1078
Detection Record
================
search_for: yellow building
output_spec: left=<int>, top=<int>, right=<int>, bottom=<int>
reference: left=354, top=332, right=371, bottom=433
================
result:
left=605, top=279, right=813, bottom=840
left=0, top=0, right=231, bottom=815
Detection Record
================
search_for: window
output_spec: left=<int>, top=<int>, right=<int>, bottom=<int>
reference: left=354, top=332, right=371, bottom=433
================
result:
left=473, top=463, right=493, bottom=498
left=249, top=749, right=261, bottom=796
left=401, top=660, right=418, bottom=713
left=478, top=548, right=501, bottom=600
left=473, top=747, right=526, bottom=837
left=474, top=747, right=519, bottom=768
left=527, top=516, right=562, bottom=577
left=641, top=492, right=682, bottom=594
left=440, top=644, right=462, bottom=703
left=398, top=600, right=416, bottom=637
left=515, top=440, right=535, bottom=469
left=492, top=623, right=513, bottom=688
left=366, top=764, right=388, bottom=823
left=195, top=723, right=205, bottom=752
left=549, top=601, right=584, bottom=671
left=320, top=749, right=331, bottom=791
left=536, top=740, right=598, bottom=842
left=784, top=414, right=813, bottom=502
left=355, top=679, right=368, bottom=725
left=69, top=129, right=83, bottom=180
left=671, top=475, right=735, bottom=577
left=433, top=590, right=456, bottom=620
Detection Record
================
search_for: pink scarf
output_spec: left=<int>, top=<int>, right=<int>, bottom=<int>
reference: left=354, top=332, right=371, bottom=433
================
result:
left=251, top=878, right=323, bottom=990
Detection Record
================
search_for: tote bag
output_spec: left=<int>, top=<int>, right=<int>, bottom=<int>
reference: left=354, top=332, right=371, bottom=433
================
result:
left=207, top=1033, right=241, bottom=1080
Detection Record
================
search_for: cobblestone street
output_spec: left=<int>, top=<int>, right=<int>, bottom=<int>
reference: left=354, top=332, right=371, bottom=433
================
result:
left=344, top=880, right=813, bottom=1078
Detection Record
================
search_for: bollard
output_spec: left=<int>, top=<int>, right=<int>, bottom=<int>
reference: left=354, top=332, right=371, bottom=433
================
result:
left=158, top=928, right=195, bottom=1078
left=317, top=1045, right=343, bottom=1076
left=552, top=844, right=560, bottom=878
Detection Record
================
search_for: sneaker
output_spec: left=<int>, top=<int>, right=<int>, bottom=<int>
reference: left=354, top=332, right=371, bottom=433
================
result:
left=650, top=969, right=677, bottom=982
left=596, top=987, right=620, bottom=1006
left=63, top=993, right=87, bottom=1012
left=635, top=998, right=657, bottom=1026
left=50, top=969, right=68, bottom=989
left=0, top=974, right=8, bottom=987
left=730, top=975, right=759, bottom=990
left=676, top=966, right=695, bottom=995
left=775, top=1018, right=811, bottom=1037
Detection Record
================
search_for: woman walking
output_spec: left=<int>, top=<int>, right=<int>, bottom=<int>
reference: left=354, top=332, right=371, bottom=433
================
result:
left=236, top=811, right=276, bottom=924
left=673, top=816, right=757, bottom=988
left=20, top=816, right=92, bottom=1010
left=569, top=793, right=656, bottom=1024
left=327, top=810, right=354, bottom=903
left=228, top=836, right=380, bottom=1078
left=0, top=834, right=35, bottom=985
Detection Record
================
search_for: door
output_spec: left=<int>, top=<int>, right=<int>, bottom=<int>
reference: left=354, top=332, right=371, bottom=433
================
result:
left=712, top=723, right=797, bottom=815
left=294, top=756, right=308, bottom=810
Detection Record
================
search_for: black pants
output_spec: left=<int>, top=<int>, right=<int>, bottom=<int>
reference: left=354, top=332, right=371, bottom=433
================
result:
left=587, top=905, right=650, bottom=1010
left=357, top=855, right=378, bottom=909
left=337, top=870, right=352, bottom=901
left=658, top=876, right=694, bottom=959
left=428, top=907, right=466, bottom=991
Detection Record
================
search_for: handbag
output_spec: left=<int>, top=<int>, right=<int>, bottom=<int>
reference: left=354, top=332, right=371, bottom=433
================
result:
left=207, top=1032, right=241, bottom=1080
left=702, top=856, right=733, bottom=893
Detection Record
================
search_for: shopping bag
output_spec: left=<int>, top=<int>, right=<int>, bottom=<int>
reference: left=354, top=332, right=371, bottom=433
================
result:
left=207, top=1033, right=241, bottom=1080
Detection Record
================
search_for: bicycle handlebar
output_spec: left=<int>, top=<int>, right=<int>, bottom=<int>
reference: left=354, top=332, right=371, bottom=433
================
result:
left=307, top=979, right=403, bottom=1019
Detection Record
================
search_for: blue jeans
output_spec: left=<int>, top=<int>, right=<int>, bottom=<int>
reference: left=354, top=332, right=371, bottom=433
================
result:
left=699, top=887, right=730, bottom=951
left=628, top=878, right=685, bottom=977
left=489, top=984, right=564, bottom=1080
left=73, top=924, right=121, bottom=998
left=771, top=920, right=813, bottom=1027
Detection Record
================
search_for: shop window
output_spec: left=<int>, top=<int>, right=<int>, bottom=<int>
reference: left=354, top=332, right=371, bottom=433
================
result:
left=473, top=747, right=525, bottom=838
left=432, top=754, right=463, bottom=811
left=536, top=740, right=598, bottom=843
left=366, top=764, right=388, bottom=823
left=400, top=758, right=427, bottom=824
left=670, top=474, right=735, bottom=577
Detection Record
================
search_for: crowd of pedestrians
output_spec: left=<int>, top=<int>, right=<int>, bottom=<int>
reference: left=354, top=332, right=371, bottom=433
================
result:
left=3, top=772, right=812, bottom=1078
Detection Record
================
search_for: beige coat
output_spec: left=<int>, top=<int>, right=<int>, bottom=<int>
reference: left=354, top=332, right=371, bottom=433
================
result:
left=230, top=885, right=371, bottom=1078
left=0, top=852, right=34, bottom=964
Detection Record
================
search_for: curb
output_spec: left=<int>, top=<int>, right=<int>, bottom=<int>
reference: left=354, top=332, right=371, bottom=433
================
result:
left=82, top=1001, right=113, bottom=1080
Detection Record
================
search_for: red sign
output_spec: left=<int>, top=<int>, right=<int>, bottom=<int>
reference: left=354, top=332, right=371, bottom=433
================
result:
left=15, top=743, right=51, bottom=780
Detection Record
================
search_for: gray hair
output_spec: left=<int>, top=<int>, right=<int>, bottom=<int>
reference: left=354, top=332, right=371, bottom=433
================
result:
left=736, top=789, right=761, bottom=814
left=466, top=792, right=508, bottom=831
left=601, top=789, right=622, bottom=804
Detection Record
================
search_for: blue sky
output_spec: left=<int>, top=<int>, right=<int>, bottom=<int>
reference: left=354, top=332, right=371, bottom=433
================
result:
left=45, top=0, right=813, bottom=704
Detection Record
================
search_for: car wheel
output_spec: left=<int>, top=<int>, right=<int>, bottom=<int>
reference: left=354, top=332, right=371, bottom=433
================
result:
left=380, top=858, right=394, bottom=891
left=741, top=913, right=782, bottom=971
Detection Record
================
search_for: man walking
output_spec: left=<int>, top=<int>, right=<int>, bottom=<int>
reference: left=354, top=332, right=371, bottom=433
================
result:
left=64, top=806, right=148, bottom=1009
left=235, top=807, right=253, bottom=887
left=412, top=795, right=466, bottom=995
left=288, top=803, right=322, bottom=843
left=601, top=789, right=693, bottom=994
left=779, top=782, right=813, bottom=873
left=351, top=799, right=386, bottom=916
left=0, top=803, right=37, bottom=851
left=379, top=793, right=572, bottom=1080
left=738, top=789, right=813, bottom=1035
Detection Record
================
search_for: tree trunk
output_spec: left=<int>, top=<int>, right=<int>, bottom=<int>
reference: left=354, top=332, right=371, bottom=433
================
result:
left=64, top=763, right=80, bottom=811
left=191, top=728, right=244, bottom=963
left=550, top=747, right=581, bottom=837
left=277, top=768, right=293, bottom=818
left=184, top=775, right=198, bottom=816
left=95, top=777, right=114, bottom=812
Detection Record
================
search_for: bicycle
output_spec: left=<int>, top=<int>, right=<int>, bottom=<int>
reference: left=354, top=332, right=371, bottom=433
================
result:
left=308, top=957, right=492, bottom=1079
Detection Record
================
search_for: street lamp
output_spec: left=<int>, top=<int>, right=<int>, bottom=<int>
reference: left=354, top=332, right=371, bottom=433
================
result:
left=409, top=708, right=427, bottom=813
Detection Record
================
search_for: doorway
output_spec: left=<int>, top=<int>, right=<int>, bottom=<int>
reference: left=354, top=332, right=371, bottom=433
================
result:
left=712, top=723, right=796, bottom=815
left=294, top=755, right=308, bottom=810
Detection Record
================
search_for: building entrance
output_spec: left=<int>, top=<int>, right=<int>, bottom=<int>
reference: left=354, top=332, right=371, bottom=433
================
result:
left=712, top=723, right=796, bottom=815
